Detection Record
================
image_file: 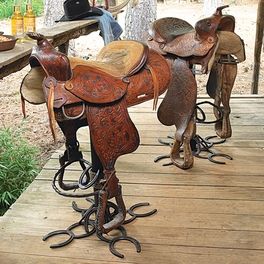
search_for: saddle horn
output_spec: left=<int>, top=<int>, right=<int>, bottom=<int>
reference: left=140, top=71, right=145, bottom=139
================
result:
left=214, top=5, right=229, bottom=16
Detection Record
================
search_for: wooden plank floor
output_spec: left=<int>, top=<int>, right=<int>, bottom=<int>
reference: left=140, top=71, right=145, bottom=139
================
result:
left=1, top=96, right=264, bottom=264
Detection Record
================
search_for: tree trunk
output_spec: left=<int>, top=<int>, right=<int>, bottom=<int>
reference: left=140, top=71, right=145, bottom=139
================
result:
left=124, top=0, right=157, bottom=41
left=43, top=0, right=77, bottom=56
left=43, top=0, right=64, bottom=27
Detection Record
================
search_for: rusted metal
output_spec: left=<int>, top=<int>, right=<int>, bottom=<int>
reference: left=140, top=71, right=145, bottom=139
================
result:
left=44, top=157, right=155, bottom=257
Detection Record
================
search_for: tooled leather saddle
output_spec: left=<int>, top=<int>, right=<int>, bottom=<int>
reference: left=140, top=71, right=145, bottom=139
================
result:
left=20, top=33, right=171, bottom=236
left=146, top=5, right=245, bottom=169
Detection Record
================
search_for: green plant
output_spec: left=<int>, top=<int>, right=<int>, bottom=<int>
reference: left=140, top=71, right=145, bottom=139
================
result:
left=0, top=0, right=44, bottom=19
left=0, top=127, right=40, bottom=215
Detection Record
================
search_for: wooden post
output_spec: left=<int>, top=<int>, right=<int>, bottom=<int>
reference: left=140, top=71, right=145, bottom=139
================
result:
left=251, top=0, right=264, bottom=94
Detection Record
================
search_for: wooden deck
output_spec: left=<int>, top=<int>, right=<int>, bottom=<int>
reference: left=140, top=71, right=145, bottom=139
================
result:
left=1, top=96, right=264, bottom=264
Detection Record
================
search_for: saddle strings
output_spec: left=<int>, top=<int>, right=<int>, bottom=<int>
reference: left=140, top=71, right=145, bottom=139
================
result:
left=47, top=80, right=57, bottom=142
left=146, top=64, right=160, bottom=111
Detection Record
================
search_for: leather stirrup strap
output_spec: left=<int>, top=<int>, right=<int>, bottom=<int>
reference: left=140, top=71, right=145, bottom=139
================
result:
left=146, top=63, right=160, bottom=111
left=47, top=80, right=57, bottom=142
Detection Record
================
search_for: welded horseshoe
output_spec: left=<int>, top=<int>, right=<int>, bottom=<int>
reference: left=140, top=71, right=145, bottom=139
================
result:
left=82, top=207, right=97, bottom=234
left=128, top=202, right=157, bottom=218
left=67, top=221, right=95, bottom=239
left=208, top=153, right=233, bottom=164
left=124, top=202, right=157, bottom=224
left=106, top=201, right=119, bottom=218
left=158, top=137, right=173, bottom=146
left=205, top=135, right=226, bottom=145
left=195, top=105, right=206, bottom=123
left=154, top=154, right=170, bottom=162
left=96, top=226, right=127, bottom=243
left=42, top=229, right=74, bottom=248
left=195, top=149, right=214, bottom=159
left=109, top=236, right=141, bottom=258
left=195, top=101, right=223, bottom=124
left=78, top=168, right=100, bottom=190
left=72, top=197, right=95, bottom=214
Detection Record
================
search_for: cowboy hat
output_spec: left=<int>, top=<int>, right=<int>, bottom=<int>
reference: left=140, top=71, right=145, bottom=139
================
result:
left=59, top=0, right=103, bottom=21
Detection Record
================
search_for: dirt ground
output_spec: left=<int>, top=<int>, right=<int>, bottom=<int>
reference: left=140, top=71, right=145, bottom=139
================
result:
left=0, top=1, right=263, bottom=166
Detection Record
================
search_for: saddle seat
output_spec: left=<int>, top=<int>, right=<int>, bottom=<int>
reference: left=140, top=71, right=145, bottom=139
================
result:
left=69, top=40, right=149, bottom=78
left=149, top=17, right=194, bottom=43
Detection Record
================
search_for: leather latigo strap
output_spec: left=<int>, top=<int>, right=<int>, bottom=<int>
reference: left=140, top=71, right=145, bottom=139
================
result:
left=43, top=76, right=83, bottom=141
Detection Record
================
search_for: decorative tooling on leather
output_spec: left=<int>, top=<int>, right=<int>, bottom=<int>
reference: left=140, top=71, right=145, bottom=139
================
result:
left=125, top=49, right=171, bottom=107
left=65, top=65, right=128, bottom=104
left=157, top=58, right=197, bottom=142
left=86, top=98, right=140, bottom=170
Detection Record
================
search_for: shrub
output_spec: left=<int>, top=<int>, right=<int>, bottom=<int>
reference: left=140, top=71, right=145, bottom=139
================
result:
left=0, top=127, right=40, bottom=215
left=0, top=0, right=44, bottom=19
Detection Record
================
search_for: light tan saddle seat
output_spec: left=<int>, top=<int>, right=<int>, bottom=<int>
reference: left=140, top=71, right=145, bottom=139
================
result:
left=69, top=40, right=149, bottom=78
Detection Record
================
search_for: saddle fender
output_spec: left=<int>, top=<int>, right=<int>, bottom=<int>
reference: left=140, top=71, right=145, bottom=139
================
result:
left=86, top=98, right=140, bottom=233
left=157, top=58, right=197, bottom=169
left=157, top=58, right=197, bottom=142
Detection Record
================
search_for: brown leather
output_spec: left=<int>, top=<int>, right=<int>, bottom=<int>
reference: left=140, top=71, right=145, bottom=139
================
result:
left=86, top=98, right=140, bottom=170
left=96, top=40, right=149, bottom=77
left=194, top=5, right=233, bottom=42
left=207, top=61, right=237, bottom=138
left=125, top=49, right=171, bottom=108
left=216, top=31, right=246, bottom=62
left=29, top=35, right=71, bottom=81
left=65, top=65, right=128, bottom=104
left=43, top=76, right=82, bottom=109
left=147, top=5, right=245, bottom=170
left=157, top=58, right=197, bottom=142
left=161, top=31, right=216, bottom=58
